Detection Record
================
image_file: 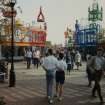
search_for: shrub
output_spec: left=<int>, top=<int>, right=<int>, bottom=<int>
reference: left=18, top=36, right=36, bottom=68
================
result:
left=0, top=97, right=6, bottom=105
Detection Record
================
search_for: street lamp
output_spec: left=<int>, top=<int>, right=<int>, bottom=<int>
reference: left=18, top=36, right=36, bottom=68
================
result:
left=9, top=0, right=16, bottom=87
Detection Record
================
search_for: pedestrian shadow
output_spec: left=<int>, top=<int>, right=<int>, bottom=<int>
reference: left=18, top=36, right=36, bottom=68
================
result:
left=78, top=95, right=105, bottom=105
left=0, top=83, right=9, bottom=88
left=7, top=96, right=53, bottom=105
left=79, top=102, right=105, bottom=105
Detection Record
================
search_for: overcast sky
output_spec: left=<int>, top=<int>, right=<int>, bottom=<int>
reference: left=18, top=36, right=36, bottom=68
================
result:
left=16, top=0, right=105, bottom=44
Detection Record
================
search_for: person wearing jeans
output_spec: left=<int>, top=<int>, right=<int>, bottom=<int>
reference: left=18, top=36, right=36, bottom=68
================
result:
left=42, top=48, right=58, bottom=104
left=46, top=71, right=54, bottom=98
left=26, top=49, right=32, bottom=69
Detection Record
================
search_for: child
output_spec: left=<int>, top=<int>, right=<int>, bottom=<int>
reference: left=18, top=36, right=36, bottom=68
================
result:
left=55, top=53, right=67, bottom=101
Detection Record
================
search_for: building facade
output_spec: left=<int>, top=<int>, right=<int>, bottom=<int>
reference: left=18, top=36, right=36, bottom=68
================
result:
left=74, top=0, right=103, bottom=55
left=0, top=6, right=47, bottom=60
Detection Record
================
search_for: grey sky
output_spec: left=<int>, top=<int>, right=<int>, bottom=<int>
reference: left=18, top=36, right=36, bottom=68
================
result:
left=16, top=0, right=105, bottom=44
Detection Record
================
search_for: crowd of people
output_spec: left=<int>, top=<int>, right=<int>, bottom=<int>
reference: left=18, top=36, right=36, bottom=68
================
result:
left=18, top=47, right=105, bottom=104
left=23, top=48, right=82, bottom=103
left=1, top=45, right=105, bottom=104
left=42, top=47, right=105, bottom=104
left=24, top=48, right=82, bottom=71
left=24, top=48, right=41, bottom=69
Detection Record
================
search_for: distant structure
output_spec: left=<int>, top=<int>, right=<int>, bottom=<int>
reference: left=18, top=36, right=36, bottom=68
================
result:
left=37, top=6, right=47, bottom=30
left=0, top=6, right=47, bottom=59
left=64, top=27, right=74, bottom=48
left=74, top=0, right=103, bottom=55
left=37, top=6, right=45, bottom=22
left=88, top=0, right=103, bottom=22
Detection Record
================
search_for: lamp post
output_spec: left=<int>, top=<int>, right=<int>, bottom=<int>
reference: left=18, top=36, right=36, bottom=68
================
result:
left=9, top=0, right=16, bottom=87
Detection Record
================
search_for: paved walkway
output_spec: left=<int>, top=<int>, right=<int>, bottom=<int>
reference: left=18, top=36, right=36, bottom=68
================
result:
left=0, top=62, right=105, bottom=105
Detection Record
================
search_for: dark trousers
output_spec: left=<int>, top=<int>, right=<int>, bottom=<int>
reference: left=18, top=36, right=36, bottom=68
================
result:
left=33, top=58, right=36, bottom=65
left=92, top=70, right=103, bottom=102
left=26, top=57, right=31, bottom=69
left=33, top=58, right=39, bottom=68
left=86, top=68, right=93, bottom=86
left=35, top=58, right=39, bottom=69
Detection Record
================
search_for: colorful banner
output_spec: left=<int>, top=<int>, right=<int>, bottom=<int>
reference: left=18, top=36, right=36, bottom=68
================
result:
left=0, top=29, right=47, bottom=46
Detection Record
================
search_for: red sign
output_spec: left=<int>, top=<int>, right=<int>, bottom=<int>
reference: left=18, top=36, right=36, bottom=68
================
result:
left=32, top=30, right=46, bottom=35
left=64, top=31, right=68, bottom=38
left=3, top=10, right=17, bottom=17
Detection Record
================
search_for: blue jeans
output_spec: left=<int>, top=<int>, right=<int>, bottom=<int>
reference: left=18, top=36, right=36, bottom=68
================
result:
left=46, top=71, right=54, bottom=98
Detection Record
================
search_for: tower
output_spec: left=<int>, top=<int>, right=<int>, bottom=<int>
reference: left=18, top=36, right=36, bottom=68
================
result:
left=37, top=6, right=45, bottom=22
left=37, top=6, right=47, bottom=30
left=75, top=20, right=80, bottom=32
left=88, top=0, right=103, bottom=22
left=88, top=0, right=103, bottom=43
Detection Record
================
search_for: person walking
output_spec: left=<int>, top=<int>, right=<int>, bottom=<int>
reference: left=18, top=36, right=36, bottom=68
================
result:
left=34, top=49, right=41, bottom=69
left=75, top=51, right=82, bottom=70
left=86, top=54, right=93, bottom=87
left=42, top=48, right=58, bottom=104
left=26, top=49, right=32, bottom=69
left=32, top=50, right=37, bottom=67
left=55, top=53, right=67, bottom=101
left=65, top=51, right=72, bottom=75
left=88, top=48, right=105, bottom=104
left=71, top=49, right=75, bottom=70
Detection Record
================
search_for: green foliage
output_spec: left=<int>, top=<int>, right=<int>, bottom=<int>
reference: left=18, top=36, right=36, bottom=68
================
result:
left=0, top=97, right=6, bottom=105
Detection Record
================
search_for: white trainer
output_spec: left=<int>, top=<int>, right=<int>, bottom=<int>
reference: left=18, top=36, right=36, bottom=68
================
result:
left=58, top=97, right=62, bottom=101
left=49, top=99, right=53, bottom=104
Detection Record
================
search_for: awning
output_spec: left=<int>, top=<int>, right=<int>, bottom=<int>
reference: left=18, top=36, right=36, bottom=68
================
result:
left=0, top=41, right=46, bottom=47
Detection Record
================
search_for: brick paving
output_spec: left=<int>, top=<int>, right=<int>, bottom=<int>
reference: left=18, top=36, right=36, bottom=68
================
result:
left=0, top=62, right=105, bottom=105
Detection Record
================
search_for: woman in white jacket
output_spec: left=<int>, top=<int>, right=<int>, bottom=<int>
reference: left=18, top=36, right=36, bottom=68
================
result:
left=75, top=51, right=81, bottom=70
